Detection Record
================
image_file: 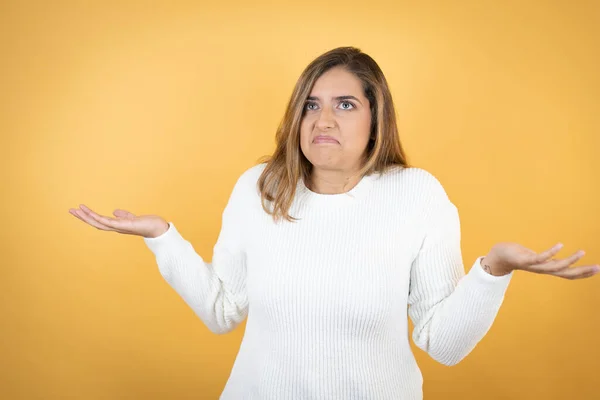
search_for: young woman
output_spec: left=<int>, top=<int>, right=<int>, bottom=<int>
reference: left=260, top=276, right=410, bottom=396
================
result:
left=69, top=47, right=598, bottom=400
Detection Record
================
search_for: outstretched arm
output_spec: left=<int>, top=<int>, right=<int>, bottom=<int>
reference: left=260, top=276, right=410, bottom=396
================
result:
left=407, top=176, right=513, bottom=366
left=144, top=172, right=252, bottom=334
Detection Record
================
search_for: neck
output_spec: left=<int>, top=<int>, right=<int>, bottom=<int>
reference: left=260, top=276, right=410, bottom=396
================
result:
left=308, top=167, right=362, bottom=194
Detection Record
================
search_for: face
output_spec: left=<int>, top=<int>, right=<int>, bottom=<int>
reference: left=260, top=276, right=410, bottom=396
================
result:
left=299, top=66, right=372, bottom=173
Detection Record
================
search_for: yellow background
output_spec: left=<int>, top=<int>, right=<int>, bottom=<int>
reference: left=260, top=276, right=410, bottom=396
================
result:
left=1, top=0, right=598, bottom=399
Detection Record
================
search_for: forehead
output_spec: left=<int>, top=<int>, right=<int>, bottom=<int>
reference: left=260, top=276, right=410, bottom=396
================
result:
left=310, top=67, right=364, bottom=96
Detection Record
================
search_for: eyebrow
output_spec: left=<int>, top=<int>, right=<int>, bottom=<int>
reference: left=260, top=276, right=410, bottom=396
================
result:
left=306, top=95, right=363, bottom=106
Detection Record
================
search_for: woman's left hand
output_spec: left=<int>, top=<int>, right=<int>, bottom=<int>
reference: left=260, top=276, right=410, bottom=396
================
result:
left=481, top=242, right=600, bottom=279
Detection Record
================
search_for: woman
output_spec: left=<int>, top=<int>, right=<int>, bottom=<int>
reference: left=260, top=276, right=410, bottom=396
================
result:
left=69, top=47, right=598, bottom=399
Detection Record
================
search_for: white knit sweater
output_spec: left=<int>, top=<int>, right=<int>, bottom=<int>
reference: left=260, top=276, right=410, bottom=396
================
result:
left=143, top=163, right=513, bottom=399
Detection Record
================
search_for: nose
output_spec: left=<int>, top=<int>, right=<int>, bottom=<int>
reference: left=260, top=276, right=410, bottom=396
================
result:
left=315, top=107, right=336, bottom=130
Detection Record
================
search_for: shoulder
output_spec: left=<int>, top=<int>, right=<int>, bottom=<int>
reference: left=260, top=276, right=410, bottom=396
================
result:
left=235, top=162, right=267, bottom=187
left=377, top=165, right=449, bottom=201
left=375, top=166, right=456, bottom=227
left=228, top=162, right=267, bottom=200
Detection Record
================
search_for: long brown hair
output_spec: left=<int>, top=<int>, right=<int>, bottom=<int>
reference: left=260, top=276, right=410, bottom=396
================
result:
left=257, top=46, right=409, bottom=222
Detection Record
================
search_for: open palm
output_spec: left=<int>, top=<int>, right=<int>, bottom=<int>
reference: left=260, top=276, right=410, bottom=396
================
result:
left=487, top=242, right=599, bottom=280
left=68, top=204, right=169, bottom=238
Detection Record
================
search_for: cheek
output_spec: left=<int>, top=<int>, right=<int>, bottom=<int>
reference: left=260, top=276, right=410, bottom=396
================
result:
left=341, top=118, right=371, bottom=149
left=299, top=119, right=309, bottom=141
left=299, top=119, right=312, bottom=153
left=358, top=114, right=373, bottom=150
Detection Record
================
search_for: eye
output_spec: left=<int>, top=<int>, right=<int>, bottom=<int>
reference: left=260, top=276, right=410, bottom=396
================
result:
left=339, top=101, right=355, bottom=110
left=304, top=101, right=318, bottom=111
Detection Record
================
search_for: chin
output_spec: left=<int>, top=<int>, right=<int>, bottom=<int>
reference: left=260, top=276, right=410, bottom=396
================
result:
left=307, top=157, right=342, bottom=171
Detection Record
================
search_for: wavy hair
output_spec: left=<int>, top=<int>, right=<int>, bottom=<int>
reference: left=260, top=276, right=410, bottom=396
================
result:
left=257, top=46, right=409, bottom=222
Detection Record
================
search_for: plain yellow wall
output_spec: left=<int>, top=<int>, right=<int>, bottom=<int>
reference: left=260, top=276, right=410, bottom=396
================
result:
left=1, top=0, right=598, bottom=399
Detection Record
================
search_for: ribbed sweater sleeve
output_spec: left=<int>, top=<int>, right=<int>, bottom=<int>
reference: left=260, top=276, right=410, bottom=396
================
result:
left=407, top=174, right=513, bottom=366
left=143, top=172, right=250, bottom=334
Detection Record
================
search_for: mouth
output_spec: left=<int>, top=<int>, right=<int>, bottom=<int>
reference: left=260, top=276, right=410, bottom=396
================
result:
left=313, top=135, right=340, bottom=144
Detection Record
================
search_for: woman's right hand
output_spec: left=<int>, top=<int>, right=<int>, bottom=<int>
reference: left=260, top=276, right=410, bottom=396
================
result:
left=68, top=204, right=170, bottom=238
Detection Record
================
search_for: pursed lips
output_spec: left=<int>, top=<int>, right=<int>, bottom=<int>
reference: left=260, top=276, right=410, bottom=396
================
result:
left=313, top=135, right=340, bottom=144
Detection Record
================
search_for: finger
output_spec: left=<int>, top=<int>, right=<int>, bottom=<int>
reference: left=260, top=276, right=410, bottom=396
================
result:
left=548, top=264, right=600, bottom=280
left=113, top=209, right=136, bottom=219
left=73, top=208, right=116, bottom=231
left=80, top=205, right=133, bottom=231
left=529, top=250, right=586, bottom=273
left=547, top=250, right=586, bottom=272
left=69, top=208, right=86, bottom=223
left=531, top=243, right=564, bottom=264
